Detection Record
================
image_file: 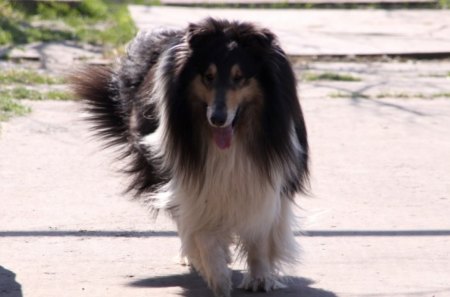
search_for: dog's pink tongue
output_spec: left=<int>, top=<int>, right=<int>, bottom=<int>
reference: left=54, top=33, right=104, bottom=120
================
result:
left=212, top=126, right=233, bottom=149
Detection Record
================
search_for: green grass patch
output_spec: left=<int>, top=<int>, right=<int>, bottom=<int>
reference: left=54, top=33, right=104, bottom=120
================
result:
left=0, top=87, right=43, bottom=100
left=35, top=0, right=108, bottom=19
left=0, top=1, right=74, bottom=45
left=0, top=0, right=137, bottom=49
left=375, top=92, right=427, bottom=99
left=439, top=0, right=450, bottom=8
left=45, top=90, right=74, bottom=100
left=0, top=96, right=30, bottom=121
left=0, top=69, right=65, bottom=85
left=376, top=92, right=450, bottom=99
left=329, top=92, right=369, bottom=99
left=0, top=87, right=73, bottom=101
left=419, top=72, right=450, bottom=78
left=304, top=72, right=362, bottom=82
left=0, top=86, right=73, bottom=122
left=431, top=92, right=450, bottom=98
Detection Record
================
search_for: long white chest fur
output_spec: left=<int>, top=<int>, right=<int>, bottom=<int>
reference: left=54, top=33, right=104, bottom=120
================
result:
left=154, top=138, right=285, bottom=236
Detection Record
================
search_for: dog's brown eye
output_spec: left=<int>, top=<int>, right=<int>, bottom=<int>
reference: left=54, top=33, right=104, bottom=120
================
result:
left=204, top=73, right=215, bottom=85
left=233, top=75, right=244, bottom=84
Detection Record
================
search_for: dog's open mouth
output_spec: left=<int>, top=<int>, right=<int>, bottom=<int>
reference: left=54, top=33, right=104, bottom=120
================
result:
left=212, top=126, right=233, bottom=149
left=211, top=107, right=241, bottom=150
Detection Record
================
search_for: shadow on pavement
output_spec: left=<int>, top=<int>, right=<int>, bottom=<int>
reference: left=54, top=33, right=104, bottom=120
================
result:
left=129, top=270, right=338, bottom=297
left=311, top=81, right=431, bottom=117
left=0, top=266, right=23, bottom=297
left=2, top=229, right=450, bottom=238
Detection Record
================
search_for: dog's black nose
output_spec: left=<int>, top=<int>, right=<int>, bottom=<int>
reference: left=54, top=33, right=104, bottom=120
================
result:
left=210, top=110, right=227, bottom=127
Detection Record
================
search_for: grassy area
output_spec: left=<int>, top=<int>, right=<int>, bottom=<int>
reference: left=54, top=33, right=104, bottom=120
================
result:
left=0, top=70, right=73, bottom=122
left=375, top=92, right=425, bottom=99
left=329, top=92, right=370, bottom=99
left=0, top=69, right=69, bottom=122
left=0, top=0, right=137, bottom=50
left=439, top=0, right=450, bottom=8
left=304, top=72, right=362, bottom=82
left=0, top=96, right=31, bottom=122
left=0, top=86, right=73, bottom=122
left=0, top=0, right=136, bottom=123
left=0, top=87, right=73, bottom=101
left=0, top=69, right=65, bottom=85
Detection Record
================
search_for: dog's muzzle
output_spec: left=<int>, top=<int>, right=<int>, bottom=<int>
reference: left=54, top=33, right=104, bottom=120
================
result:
left=207, top=106, right=238, bottom=150
left=209, top=109, right=228, bottom=127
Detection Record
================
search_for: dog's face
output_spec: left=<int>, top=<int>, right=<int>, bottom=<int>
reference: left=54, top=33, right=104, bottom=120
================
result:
left=188, top=35, right=265, bottom=149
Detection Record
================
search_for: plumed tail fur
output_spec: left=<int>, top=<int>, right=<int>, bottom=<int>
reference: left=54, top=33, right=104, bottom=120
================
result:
left=69, top=65, right=168, bottom=198
left=69, top=66, right=128, bottom=148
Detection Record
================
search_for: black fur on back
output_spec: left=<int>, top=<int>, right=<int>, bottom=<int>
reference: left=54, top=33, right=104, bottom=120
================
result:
left=70, top=18, right=309, bottom=202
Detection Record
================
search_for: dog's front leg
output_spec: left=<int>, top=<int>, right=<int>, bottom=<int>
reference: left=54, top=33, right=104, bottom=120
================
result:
left=194, top=231, right=232, bottom=297
left=239, top=198, right=297, bottom=292
left=239, top=234, right=288, bottom=292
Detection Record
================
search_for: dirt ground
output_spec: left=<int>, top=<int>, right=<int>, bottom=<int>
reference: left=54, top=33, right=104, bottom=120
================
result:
left=1, top=61, right=450, bottom=297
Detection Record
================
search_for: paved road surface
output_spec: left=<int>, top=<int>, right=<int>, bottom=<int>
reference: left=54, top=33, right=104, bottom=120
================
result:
left=129, top=6, right=450, bottom=57
left=1, top=73, right=449, bottom=296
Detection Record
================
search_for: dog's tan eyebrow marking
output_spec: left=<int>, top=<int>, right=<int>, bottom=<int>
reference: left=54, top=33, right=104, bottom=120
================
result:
left=191, top=75, right=215, bottom=105
left=230, top=64, right=242, bottom=78
left=205, top=64, right=217, bottom=77
left=230, top=64, right=245, bottom=87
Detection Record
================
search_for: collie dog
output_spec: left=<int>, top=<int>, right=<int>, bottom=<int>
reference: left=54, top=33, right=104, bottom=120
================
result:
left=71, top=18, right=309, bottom=297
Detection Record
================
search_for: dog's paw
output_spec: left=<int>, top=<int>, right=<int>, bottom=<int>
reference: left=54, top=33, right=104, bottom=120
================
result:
left=239, top=274, right=287, bottom=292
left=176, top=255, right=191, bottom=266
left=206, top=272, right=232, bottom=297
left=212, top=282, right=232, bottom=297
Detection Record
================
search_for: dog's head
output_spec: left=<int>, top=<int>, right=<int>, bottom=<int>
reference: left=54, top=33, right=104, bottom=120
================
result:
left=185, top=18, right=275, bottom=149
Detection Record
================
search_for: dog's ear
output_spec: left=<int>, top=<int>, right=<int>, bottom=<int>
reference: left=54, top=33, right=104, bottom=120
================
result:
left=186, top=23, right=205, bottom=49
left=247, top=29, right=275, bottom=49
left=237, top=27, right=276, bottom=53
left=186, top=18, right=221, bottom=49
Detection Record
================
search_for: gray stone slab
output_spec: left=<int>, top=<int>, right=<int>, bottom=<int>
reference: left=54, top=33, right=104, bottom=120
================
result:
left=129, top=6, right=450, bottom=57
left=3, top=41, right=105, bottom=73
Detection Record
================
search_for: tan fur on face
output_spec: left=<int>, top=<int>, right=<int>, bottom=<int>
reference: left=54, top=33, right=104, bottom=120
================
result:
left=189, top=63, right=218, bottom=105
left=190, top=75, right=215, bottom=105
left=189, top=64, right=263, bottom=110
left=206, top=64, right=217, bottom=79
left=230, top=64, right=244, bottom=87
left=190, top=64, right=263, bottom=119
left=226, top=78, right=263, bottom=110
left=227, top=64, right=262, bottom=109
left=190, top=76, right=262, bottom=108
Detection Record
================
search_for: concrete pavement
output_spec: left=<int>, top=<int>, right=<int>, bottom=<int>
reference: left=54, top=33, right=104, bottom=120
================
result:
left=129, top=6, right=450, bottom=57
left=1, top=60, right=450, bottom=296
left=160, top=0, right=437, bottom=4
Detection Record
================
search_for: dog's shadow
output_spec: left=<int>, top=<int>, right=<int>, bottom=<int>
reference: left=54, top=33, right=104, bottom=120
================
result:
left=128, top=270, right=338, bottom=297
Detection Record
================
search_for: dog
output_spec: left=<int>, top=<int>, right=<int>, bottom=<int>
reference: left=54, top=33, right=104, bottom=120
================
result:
left=70, top=18, right=309, bottom=297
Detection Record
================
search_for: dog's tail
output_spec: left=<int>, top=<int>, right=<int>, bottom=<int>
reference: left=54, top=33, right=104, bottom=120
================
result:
left=69, top=65, right=168, bottom=199
left=69, top=65, right=129, bottom=148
